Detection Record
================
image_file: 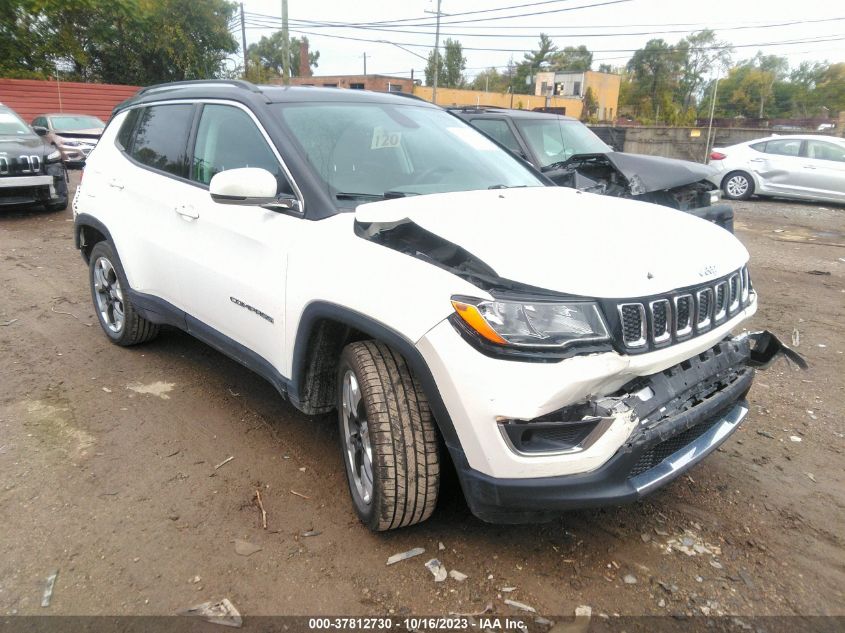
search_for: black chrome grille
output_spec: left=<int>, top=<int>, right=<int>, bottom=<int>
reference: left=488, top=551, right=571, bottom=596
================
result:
left=619, top=303, right=646, bottom=346
left=614, top=267, right=753, bottom=352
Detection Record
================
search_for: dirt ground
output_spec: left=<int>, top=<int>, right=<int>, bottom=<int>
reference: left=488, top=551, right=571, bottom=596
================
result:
left=1, top=172, right=843, bottom=625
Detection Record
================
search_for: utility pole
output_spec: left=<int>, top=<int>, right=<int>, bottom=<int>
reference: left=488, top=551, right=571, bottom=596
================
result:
left=281, top=0, right=290, bottom=84
left=704, top=75, right=720, bottom=163
left=240, top=2, right=248, bottom=78
left=363, top=52, right=367, bottom=76
left=425, top=0, right=443, bottom=105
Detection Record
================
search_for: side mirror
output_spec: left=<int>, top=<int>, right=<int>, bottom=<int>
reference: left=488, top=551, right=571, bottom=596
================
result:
left=209, top=168, right=277, bottom=205
left=32, top=126, right=48, bottom=136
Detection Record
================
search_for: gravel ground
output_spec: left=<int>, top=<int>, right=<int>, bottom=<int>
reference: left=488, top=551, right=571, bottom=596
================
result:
left=0, top=173, right=842, bottom=626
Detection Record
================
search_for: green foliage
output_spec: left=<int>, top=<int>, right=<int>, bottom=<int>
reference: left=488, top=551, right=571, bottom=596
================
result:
left=0, top=0, right=238, bottom=85
left=581, top=86, right=598, bottom=122
left=551, top=46, right=592, bottom=72
left=246, top=34, right=319, bottom=81
left=424, top=38, right=466, bottom=88
left=675, top=29, right=732, bottom=110
left=513, top=33, right=557, bottom=90
left=469, top=67, right=513, bottom=93
left=624, top=39, right=685, bottom=123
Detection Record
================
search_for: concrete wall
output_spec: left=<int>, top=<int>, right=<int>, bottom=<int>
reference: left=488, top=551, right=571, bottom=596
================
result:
left=413, top=85, right=583, bottom=116
left=590, top=126, right=833, bottom=162
left=0, top=78, right=138, bottom=123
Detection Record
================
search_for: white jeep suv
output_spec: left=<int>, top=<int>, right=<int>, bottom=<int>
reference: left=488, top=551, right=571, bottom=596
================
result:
left=73, top=81, right=796, bottom=530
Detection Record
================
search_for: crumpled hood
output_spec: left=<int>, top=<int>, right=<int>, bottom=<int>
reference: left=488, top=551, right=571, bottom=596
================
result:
left=355, top=187, right=748, bottom=298
left=603, top=151, right=717, bottom=193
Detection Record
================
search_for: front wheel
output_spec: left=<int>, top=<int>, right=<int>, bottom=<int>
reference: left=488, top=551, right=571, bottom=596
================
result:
left=722, top=171, right=754, bottom=200
left=337, top=341, right=440, bottom=531
left=88, top=241, right=159, bottom=346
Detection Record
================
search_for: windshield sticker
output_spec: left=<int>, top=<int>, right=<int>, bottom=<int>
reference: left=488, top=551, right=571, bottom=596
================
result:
left=446, top=127, right=497, bottom=151
left=370, top=127, right=402, bottom=150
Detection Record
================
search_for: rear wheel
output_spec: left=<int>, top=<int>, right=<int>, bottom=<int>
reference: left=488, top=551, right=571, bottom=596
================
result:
left=722, top=171, right=754, bottom=200
left=337, top=340, right=440, bottom=531
left=88, top=241, right=159, bottom=346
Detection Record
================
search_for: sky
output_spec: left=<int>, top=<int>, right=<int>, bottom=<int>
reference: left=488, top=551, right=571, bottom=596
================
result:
left=235, top=0, right=845, bottom=82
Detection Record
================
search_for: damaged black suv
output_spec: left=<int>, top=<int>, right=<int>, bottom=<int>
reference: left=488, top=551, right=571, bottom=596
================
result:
left=0, top=103, right=68, bottom=212
left=453, top=107, right=733, bottom=232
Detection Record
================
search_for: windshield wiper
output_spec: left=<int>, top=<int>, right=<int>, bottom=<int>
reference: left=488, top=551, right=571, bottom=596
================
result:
left=336, top=191, right=418, bottom=201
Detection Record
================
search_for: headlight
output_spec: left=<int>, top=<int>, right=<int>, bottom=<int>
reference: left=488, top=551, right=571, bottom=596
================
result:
left=57, top=137, right=80, bottom=147
left=46, top=150, right=62, bottom=161
left=451, top=296, right=609, bottom=348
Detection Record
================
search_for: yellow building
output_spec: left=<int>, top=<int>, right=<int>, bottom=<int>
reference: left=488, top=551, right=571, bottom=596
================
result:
left=534, top=70, right=621, bottom=122
left=413, top=85, right=583, bottom=118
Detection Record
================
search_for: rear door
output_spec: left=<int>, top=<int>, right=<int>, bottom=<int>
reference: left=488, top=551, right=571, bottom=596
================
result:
left=800, top=139, right=845, bottom=202
left=171, top=101, right=302, bottom=371
left=101, top=103, right=196, bottom=305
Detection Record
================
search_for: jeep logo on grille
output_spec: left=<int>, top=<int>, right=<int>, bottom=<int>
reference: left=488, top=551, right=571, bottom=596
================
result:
left=699, top=265, right=717, bottom=278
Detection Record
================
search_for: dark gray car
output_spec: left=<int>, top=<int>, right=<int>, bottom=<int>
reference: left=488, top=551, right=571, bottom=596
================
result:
left=452, top=107, right=733, bottom=232
left=0, top=104, right=68, bottom=211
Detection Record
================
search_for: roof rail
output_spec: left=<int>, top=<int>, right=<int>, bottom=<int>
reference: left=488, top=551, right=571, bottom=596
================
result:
left=381, top=91, right=430, bottom=103
left=136, top=79, right=261, bottom=96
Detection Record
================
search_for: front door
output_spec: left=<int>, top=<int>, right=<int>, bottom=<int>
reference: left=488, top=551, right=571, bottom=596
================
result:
left=171, top=102, right=301, bottom=373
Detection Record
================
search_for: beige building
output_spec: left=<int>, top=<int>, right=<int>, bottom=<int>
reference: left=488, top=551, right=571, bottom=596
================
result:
left=534, top=70, right=621, bottom=121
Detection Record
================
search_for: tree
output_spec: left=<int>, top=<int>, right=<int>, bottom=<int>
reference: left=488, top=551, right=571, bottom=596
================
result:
left=551, top=45, right=592, bottom=72
left=597, top=63, right=613, bottom=73
left=0, top=0, right=238, bottom=85
left=469, top=67, right=511, bottom=93
left=425, top=38, right=465, bottom=88
left=813, top=63, right=845, bottom=116
left=581, top=87, right=598, bottom=122
left=514, top=33, right=557, bottom=91
left=675, top=30, right=732, bottom=111
left=626, top=39, right=685, bottom=122
left=247, top=33, right=319, bottom=79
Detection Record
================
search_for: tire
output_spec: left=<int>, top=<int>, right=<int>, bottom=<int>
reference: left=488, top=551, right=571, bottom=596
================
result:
left=337, top=340, right=440, bottom=531
left=88, top=241, right=159, bottom=346
left=45, top=198, right=68, bottom=212
left=722, top=171, right=754, bottom=200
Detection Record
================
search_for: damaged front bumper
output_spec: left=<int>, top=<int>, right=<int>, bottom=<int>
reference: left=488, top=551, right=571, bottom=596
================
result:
left=439, top=330, right=802, bottom=524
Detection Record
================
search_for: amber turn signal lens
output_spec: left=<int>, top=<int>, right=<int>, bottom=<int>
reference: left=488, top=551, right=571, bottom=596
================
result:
left=451, top=300, right=507, bottom=345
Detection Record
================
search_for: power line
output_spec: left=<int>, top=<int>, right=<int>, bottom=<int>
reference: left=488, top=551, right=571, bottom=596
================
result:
left=243, top=14, right=845, bottom=39
left=265, top=26, right=845, bottom=54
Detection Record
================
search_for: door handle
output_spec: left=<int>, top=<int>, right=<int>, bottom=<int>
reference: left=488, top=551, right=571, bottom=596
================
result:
left=108, top=178, right=124, bottom=190
left=803, top=165, right=817, bottom=169
left=175, top=204, right=200, bottom=220
left=749, top=158, right=765, bottom=163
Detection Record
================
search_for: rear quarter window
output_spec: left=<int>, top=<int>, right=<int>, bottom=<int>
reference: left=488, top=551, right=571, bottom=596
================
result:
left=127, top=104, right=194, bottom=177
left=116, top=109, right=141, bottom=150
left=750, top=142, right=767, bottom=152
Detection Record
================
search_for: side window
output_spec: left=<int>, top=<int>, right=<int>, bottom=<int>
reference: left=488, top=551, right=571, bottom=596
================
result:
left=471, top=119, right=522, bottom=155
left=116, top=108, right=140, bottom=150
left=191, top=104, right=291, bottom=195
left=129, top=104, right=193, bottom=177
left=805, top=140, right=845, bottom=162
left=764, top=138, right=801, bottom=157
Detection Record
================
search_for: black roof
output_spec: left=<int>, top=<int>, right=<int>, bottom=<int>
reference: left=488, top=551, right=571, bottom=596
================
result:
left=448, top=106, right=576, bottom=121
left=114, top=79, right=438, bottom=115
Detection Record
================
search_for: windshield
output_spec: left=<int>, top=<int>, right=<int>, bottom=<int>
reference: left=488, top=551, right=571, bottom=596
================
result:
left=49, top=115, right=105, bottom=132
left=515, top=118, right=610, bottom=169
left=0, top=109, right=33, bottom=136
left=276, top=102, right=544, bottom=206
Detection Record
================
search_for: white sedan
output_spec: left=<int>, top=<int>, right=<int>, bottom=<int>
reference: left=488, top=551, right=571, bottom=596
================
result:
left=707, top=135, right=845, bottom=204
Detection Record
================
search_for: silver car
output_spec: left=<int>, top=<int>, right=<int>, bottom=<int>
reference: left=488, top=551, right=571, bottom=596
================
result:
left=708, top=135, right=845, bottom=204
